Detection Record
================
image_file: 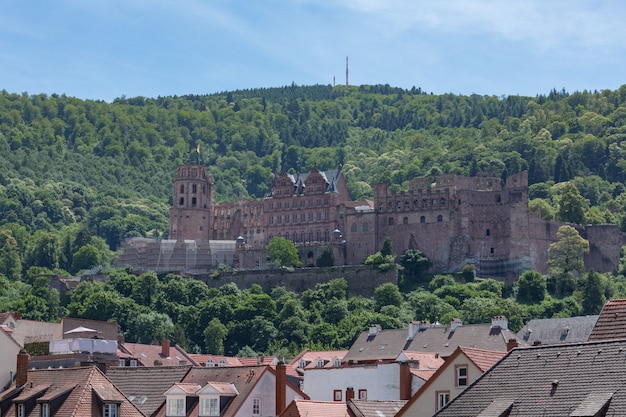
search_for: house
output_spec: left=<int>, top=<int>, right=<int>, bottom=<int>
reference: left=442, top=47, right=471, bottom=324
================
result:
left=61, top=317, right=118, bottom=341
left=118, top=339, right=193, bottom=367
left=343, top=318, right=522, bottom=364
left=0, top=352, right=143, bottom=416
left=348, top=399, right=407, bottom=417
left=106, top=365, right=191, bottom=416
left=280, top=399, right=350, bottom=417
left=0, top=332, right=23, bottom=391
left=288, top=349, right=348, bottom=389
left=154, top=363, right=308, bottom=417
left=517, top=315, right=598, bottom=345
left=434, top=339, right=626, bottom=416
left=395, top=347, right=506, bottom=417
left=588, top=298, right=626, bottom=341
left=0, top=312, right=19, bottom=331
left=186, top=354, right=244, bottom=367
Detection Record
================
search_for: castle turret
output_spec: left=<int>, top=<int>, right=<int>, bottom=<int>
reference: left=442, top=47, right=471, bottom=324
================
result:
left=168, top=164, right=214, bottom=241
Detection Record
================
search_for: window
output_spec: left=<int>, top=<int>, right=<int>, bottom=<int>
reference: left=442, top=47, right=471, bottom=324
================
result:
left=167, top=398, right=185, bottom=416
left=118, top=359, right=125, bottom=366
left=180, top=185, right=184, bottom=193
left=103, top=404, right=119, bottom=417
left=17, top=403, right=25, bottom=417
left=179, top=197, right=184, bottom=206
left=317, top=359, right=324, bottom=368
left=437, top=391, right=450, bottom=410
left=200, top=398, right=219, bottom=416
left=456, top=365, right=468, bottom=387
left=420, top=216, right=426, bottom=223
left=351, top=223, right=357, bottom=233
left=192, top=184, right=197, bottom=193
left=333, top=390, right=342, bottom=402
left=486, top=228, right=491, bottom=236
left=437, top=215, right=443, bottom=222
left=358, top=389, right=367, bottom=400
left=192, top=197, right=197, bottom=207
left=362, top=223, right=368, bottom=232
left=333, top=358, right=341, bottom=367
left=41, top=403, right=50, bottom=417
left=389, top=217, right=394, bottom=225
left=252, top=398, right=261, bottom=415
left=403, top=217, right=408, bottom=225
left=129, top=359, right=137, bottom=367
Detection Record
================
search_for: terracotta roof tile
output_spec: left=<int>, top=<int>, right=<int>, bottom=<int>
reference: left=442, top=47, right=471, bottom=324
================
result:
left=119, top=341, right=192, bottom=366
left=188, top=353, right=243, bottom=367
left=459, top=346, right=507, bottom=372
left=589, top=299, right=626, bottom=341
left=281, top=400, right=350, bottom=417
left=349, top=399, right=408, bottom=417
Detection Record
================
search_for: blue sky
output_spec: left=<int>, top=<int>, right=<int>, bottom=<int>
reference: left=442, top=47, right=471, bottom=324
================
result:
left=1, top=0, right=625, bottom=102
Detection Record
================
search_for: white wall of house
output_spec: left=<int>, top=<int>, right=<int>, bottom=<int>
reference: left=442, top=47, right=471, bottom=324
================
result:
left=0, top=331, right=22, bottom=391
left=236, top=369, right=304, bottom=417
left=405, top=354, right=484, bottom=417
left=304, top=363, right=403, bottom=401
left=10, top=320, right=61, bottom=347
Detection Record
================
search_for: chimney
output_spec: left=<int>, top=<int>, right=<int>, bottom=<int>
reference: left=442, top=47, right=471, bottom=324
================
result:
left=257, top=354, right=264, bottom=365
left=368, top=324, right=381, bottom=337
left=276, top=362, right=287, bottom=415
left=450, top=318, right=462, bottom=332
left=506, top=338, right=519, bottom=351
left=399, top=362, right=412, bottom=400
left=408, top=321, right=419, bottom=340
left=13, top=312, right=21, bottom=320
left=491, top=316, right=508, bottom=331
left=346, top=387, right=355, bottom=401
left=161, top=340, right=170, bottom=357
left=16, top=350, right=28, bottom=387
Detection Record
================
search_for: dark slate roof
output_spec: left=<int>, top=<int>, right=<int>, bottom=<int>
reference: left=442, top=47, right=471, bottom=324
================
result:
left=589, top=299, right=626, bottom=341
left=348, top=399, right=407, bottom=417
left=344, top=323, right=523, bottom=363
left=106, top=365, right=190, bottom=416
left=517, top=315, right=598, bottom=345
left=435, top=339, right=626, bottom=416
left=268, top=168, right=343, bottom=197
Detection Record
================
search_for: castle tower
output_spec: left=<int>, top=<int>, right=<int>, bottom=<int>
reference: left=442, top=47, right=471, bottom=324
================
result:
left=168, top=164, right=214, bottom=242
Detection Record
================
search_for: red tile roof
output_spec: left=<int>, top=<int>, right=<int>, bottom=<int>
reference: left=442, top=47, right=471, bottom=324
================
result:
left=1, top=366, right=143, bottom=417
left=459, top=346, right=507, bottom=372
left=588, top=299, right=626, bottom=341
left=187, top=353, right=243, bottom=366
left=119, top=341, right=192, bottom=366
left=280, top=400, right=350, bottom=417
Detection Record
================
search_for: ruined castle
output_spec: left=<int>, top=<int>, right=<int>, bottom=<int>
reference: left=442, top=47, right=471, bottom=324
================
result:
left=117, top=164, right=625, bottom=280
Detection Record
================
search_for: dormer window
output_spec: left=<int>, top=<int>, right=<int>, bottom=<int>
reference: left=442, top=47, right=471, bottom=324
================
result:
left=41, top=403, right=50, bottom=417
left=200, top=398, right=219, bottom=416
left=298, top=359, right=306, bottom=369
left=333, top=358, right=341, bottom=367
left=167, top=397, right=185, bottom=416
left=316, top=359, right=324, bottom=368
left=17, top=403, right=25, bottom=417
left=103, top=403, right=119, bottom=417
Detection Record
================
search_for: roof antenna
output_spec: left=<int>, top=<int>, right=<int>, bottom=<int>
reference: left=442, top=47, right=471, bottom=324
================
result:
left=346, top=56, right=349, bottom=86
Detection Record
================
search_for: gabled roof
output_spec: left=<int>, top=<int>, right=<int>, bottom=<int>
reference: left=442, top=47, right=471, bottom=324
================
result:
left=344, top=323, right=522, bottom=363
left=119, top=341, right=191, bottom=366
left=1, top=366, right=143, bottom=417
left=396, top=351, right=444, bottom=370
left=396, top=346, right=506, bottom=417
left=589, top=299, right=626, bottom=341
left=281, top=399, right=350, bottom=417
left=238, top=355, right=278, bottom=366
left=348, top=399, right=408, bottom=417
left=517, top=315, right=598, bottom=345
left=154, top=365, right=307, bottom=417
left=187, top=353, right=243, bottom=367
left=434, top=339, right=626, bottom=416
left=288, top=350, right=348, bottom=376
left=107, top=365, right=190, bottom=416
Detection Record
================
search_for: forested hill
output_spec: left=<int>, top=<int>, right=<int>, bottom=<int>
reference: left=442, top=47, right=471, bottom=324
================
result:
left=2, top=83, right=626, bottom=264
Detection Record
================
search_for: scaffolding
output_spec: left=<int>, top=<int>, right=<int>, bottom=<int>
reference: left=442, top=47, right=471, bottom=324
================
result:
left=157, top=240, right=177, bottom=270
left=209, top=240, right=236, bottom=266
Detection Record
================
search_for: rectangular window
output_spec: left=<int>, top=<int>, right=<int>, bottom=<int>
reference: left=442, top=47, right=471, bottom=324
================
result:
left=486, top=229, right=491, bottom=236
left=41, top=403, right=50, bottom=417
left=200, top=398, right=219, bottom=416
left=129, top=359, right=137, bottom=367
left=456, top=365, right=468, bottom=387
left=358, top=389, right=367, bottom=400
left=252, top=398, right=261, bottom=415
left=17, top=404, right=25, bottom=417
left=103, top=404, right=119, bottom=417
left=168, top=398, right=185, bottom=416
left=333, top=390, right=342, bottom=402
left=192, top=184, right=197, bottom=193
left=437, top=392, right=450, bottom=410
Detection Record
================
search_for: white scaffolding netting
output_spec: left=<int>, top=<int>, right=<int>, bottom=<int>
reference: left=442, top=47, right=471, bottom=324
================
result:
left=209, top=240, right=236, bottom=266
left=157, top=239, right=177, bottom=270
left=185, top=240, right=197, bottom=269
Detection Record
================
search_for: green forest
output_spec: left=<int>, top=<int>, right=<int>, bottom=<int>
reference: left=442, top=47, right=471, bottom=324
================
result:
left=3, top=84, right=626, bottom=355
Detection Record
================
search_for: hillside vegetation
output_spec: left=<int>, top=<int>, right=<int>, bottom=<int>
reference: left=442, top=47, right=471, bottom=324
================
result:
left=2, top=84, right=626, bottom=353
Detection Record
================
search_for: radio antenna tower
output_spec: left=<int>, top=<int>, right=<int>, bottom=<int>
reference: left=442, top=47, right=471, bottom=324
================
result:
left=345, top=56, right=349, bottom=86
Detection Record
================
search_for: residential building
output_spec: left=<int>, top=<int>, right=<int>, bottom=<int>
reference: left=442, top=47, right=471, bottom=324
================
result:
left=517, top=315, right=598, bottom=345
left=154, top=363, right=308, bottom=417
left=118, top=340, right=193, bottom=367
left=0, top=352, right=143, bottom=417
left=395, top=346, right=506, bottom=417
left=288, top=349, right=348, bottom=389
left=434, top=339, right=626, bottom=416
left=0, top=332, right=22, bottom=392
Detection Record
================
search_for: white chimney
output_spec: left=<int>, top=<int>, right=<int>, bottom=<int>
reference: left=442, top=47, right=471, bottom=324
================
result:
left=491, top=316, right=508, bottom=331
left=450, top=318, right=462, bottom=332
left=368, top=324, right=381, bottom=337
left=408, top=322, right=420, bottom=340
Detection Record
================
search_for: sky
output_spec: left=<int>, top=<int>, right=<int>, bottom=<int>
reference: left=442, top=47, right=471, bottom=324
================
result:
left=1, top=0, right=625, bottom=102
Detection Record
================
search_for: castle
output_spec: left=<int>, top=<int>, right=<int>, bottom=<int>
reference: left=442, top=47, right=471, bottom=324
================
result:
left=117, top=164, right=625, bottom=281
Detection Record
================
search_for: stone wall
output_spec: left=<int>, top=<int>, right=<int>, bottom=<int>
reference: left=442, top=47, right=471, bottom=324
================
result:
left=195, top=265, right=397, bottom=298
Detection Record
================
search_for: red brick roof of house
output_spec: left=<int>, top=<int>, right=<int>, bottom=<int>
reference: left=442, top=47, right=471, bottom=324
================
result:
left=348, top=399, right=408, bottom=417
left=460, top=346, right=507, bottom=372
left=119, top=340, right=192, bottom=366
left=187, top=353, right=244, bottom=367
left=237, top=355, right=278, bottom=366
left=588, top=299, right=626, bottom=341
left=288, top=350, right=348, bottom=377
left=280, top=400, right=350, bottom=417
left=0, top=366, right=143, bottom=417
